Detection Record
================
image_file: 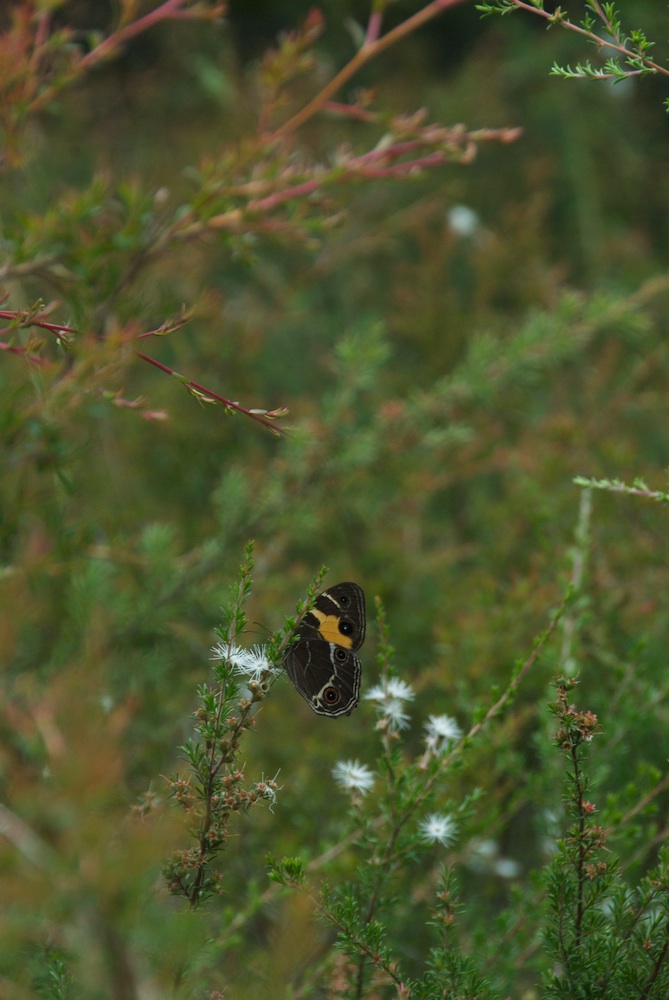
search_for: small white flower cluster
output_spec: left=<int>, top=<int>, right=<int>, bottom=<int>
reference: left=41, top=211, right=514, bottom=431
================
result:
left=418, top=813, right=458, bottom=848
left=447, top=203, right=480, bottom=238
left=467, top=838, right=520, bottom=879
left=332, top=759, right=375, bottom=797
left=332, top=754, right=459, bottom=849
left=364, top=676, right=415, bottom=731
left=423, top=713, right=463, bottom=758
left=212, top=642, right=280, bottom=682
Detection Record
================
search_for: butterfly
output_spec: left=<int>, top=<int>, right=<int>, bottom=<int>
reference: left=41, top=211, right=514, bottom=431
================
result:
left=283, top=582, right=366, bottom=717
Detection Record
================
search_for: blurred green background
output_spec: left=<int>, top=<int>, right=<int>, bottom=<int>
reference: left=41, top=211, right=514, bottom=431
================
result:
left=2, top=1, right=669, bottom=995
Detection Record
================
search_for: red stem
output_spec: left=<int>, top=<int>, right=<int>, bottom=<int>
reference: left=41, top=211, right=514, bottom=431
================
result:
left=134, top=351, right=285, bottom=434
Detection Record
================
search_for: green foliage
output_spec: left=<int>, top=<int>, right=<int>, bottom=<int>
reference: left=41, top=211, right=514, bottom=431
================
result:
left=165, top=550, right=327, bottom=906
left=32, top=950, right=73, bottom=1000
left=478, top=0, right=666, bottom=96
left=542, top=680, right=669, bottom=998
left=3, top=0, right=669, bottom=997
left=574, top=475, right=669, bottom=504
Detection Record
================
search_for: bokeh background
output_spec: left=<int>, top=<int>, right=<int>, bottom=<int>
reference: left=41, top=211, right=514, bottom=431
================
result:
left=2, top=1, right=669, bottom=995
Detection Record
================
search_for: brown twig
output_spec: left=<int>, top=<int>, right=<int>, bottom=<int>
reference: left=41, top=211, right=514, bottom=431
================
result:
left=134, top=351, right=287, bottom=436
left=270, top=0, right=473, bottom=140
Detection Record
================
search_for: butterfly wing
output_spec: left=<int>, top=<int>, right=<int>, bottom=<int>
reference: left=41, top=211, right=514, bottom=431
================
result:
left=284, top=638, right=362, bottom=717
left=297, top=582, right=366, bottom=650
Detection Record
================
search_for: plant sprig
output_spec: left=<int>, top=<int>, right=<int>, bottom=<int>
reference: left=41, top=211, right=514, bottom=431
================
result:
left=267, top=591, right=571, bottom=997
left=543, top=678, right=669, bottom=998
left=476, top=0, right=668, bottom=99
left=164, top=542, right=281, bottom=906
left=574, top=475, right=669, bottom=504
left=164, top=557, right=336, bottom=906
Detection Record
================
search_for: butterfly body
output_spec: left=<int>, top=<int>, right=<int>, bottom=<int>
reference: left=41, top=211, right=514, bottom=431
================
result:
left=284, top=582, right=366, bottom=717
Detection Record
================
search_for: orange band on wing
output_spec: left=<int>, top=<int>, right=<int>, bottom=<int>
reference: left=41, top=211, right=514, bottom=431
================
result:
left=310, top=609, right=354, bottom=648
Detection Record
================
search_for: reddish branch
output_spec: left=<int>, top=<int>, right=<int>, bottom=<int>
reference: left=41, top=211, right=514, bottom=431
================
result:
left=0, top=308, right=287, bottom=435
left=135, top=351, right=287, bottom=435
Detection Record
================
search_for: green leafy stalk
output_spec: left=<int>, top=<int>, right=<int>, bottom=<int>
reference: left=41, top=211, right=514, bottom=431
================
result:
left=164, top=542, right=280, bottom=906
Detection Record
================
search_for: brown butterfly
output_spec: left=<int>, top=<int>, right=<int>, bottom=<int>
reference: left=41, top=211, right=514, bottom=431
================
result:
left=283, top=583, right=366, bottom=717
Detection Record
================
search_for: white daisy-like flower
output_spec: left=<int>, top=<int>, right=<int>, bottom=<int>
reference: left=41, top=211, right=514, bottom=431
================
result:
left=418, top=812, right=458, bottom=848
left=466, top=838, right=499, bottom=873
left=212, top=642, right=276, bottom=681
left=423, top=714, right=463, bottom=756
left=364, top=677, right=415, bottom=730
left=332, top=759, right=375, bottom=796
left=447, top=204, right=479, bottom=237
left=493, top=858, right=520, bottom=879
left=473, top=838, right=498, bottom=861
left=383, top=699, right=412, bottom=730
left=365, top=677, right=415, bottom=705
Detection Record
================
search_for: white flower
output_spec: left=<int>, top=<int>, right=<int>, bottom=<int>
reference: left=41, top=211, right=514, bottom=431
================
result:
left=418, top=813, right=458, bottom=848
left=425, top=714, right=462, bottom=742
left=365, top=677, right=415, bottom=704
left=473, top=838, right=498, bottom=860
left=493, top=858, right=520, bottom=879
left=364, top=677, right=415, bottom=731
left=467, top=838, right=499, bottom=873
left=423, top=714, right=462, bottom=756
left=447, top=204, right=479, bottom=237
left=212, top=642, right=276, bottom=681
left=332, top=759, right=375, bottom=796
